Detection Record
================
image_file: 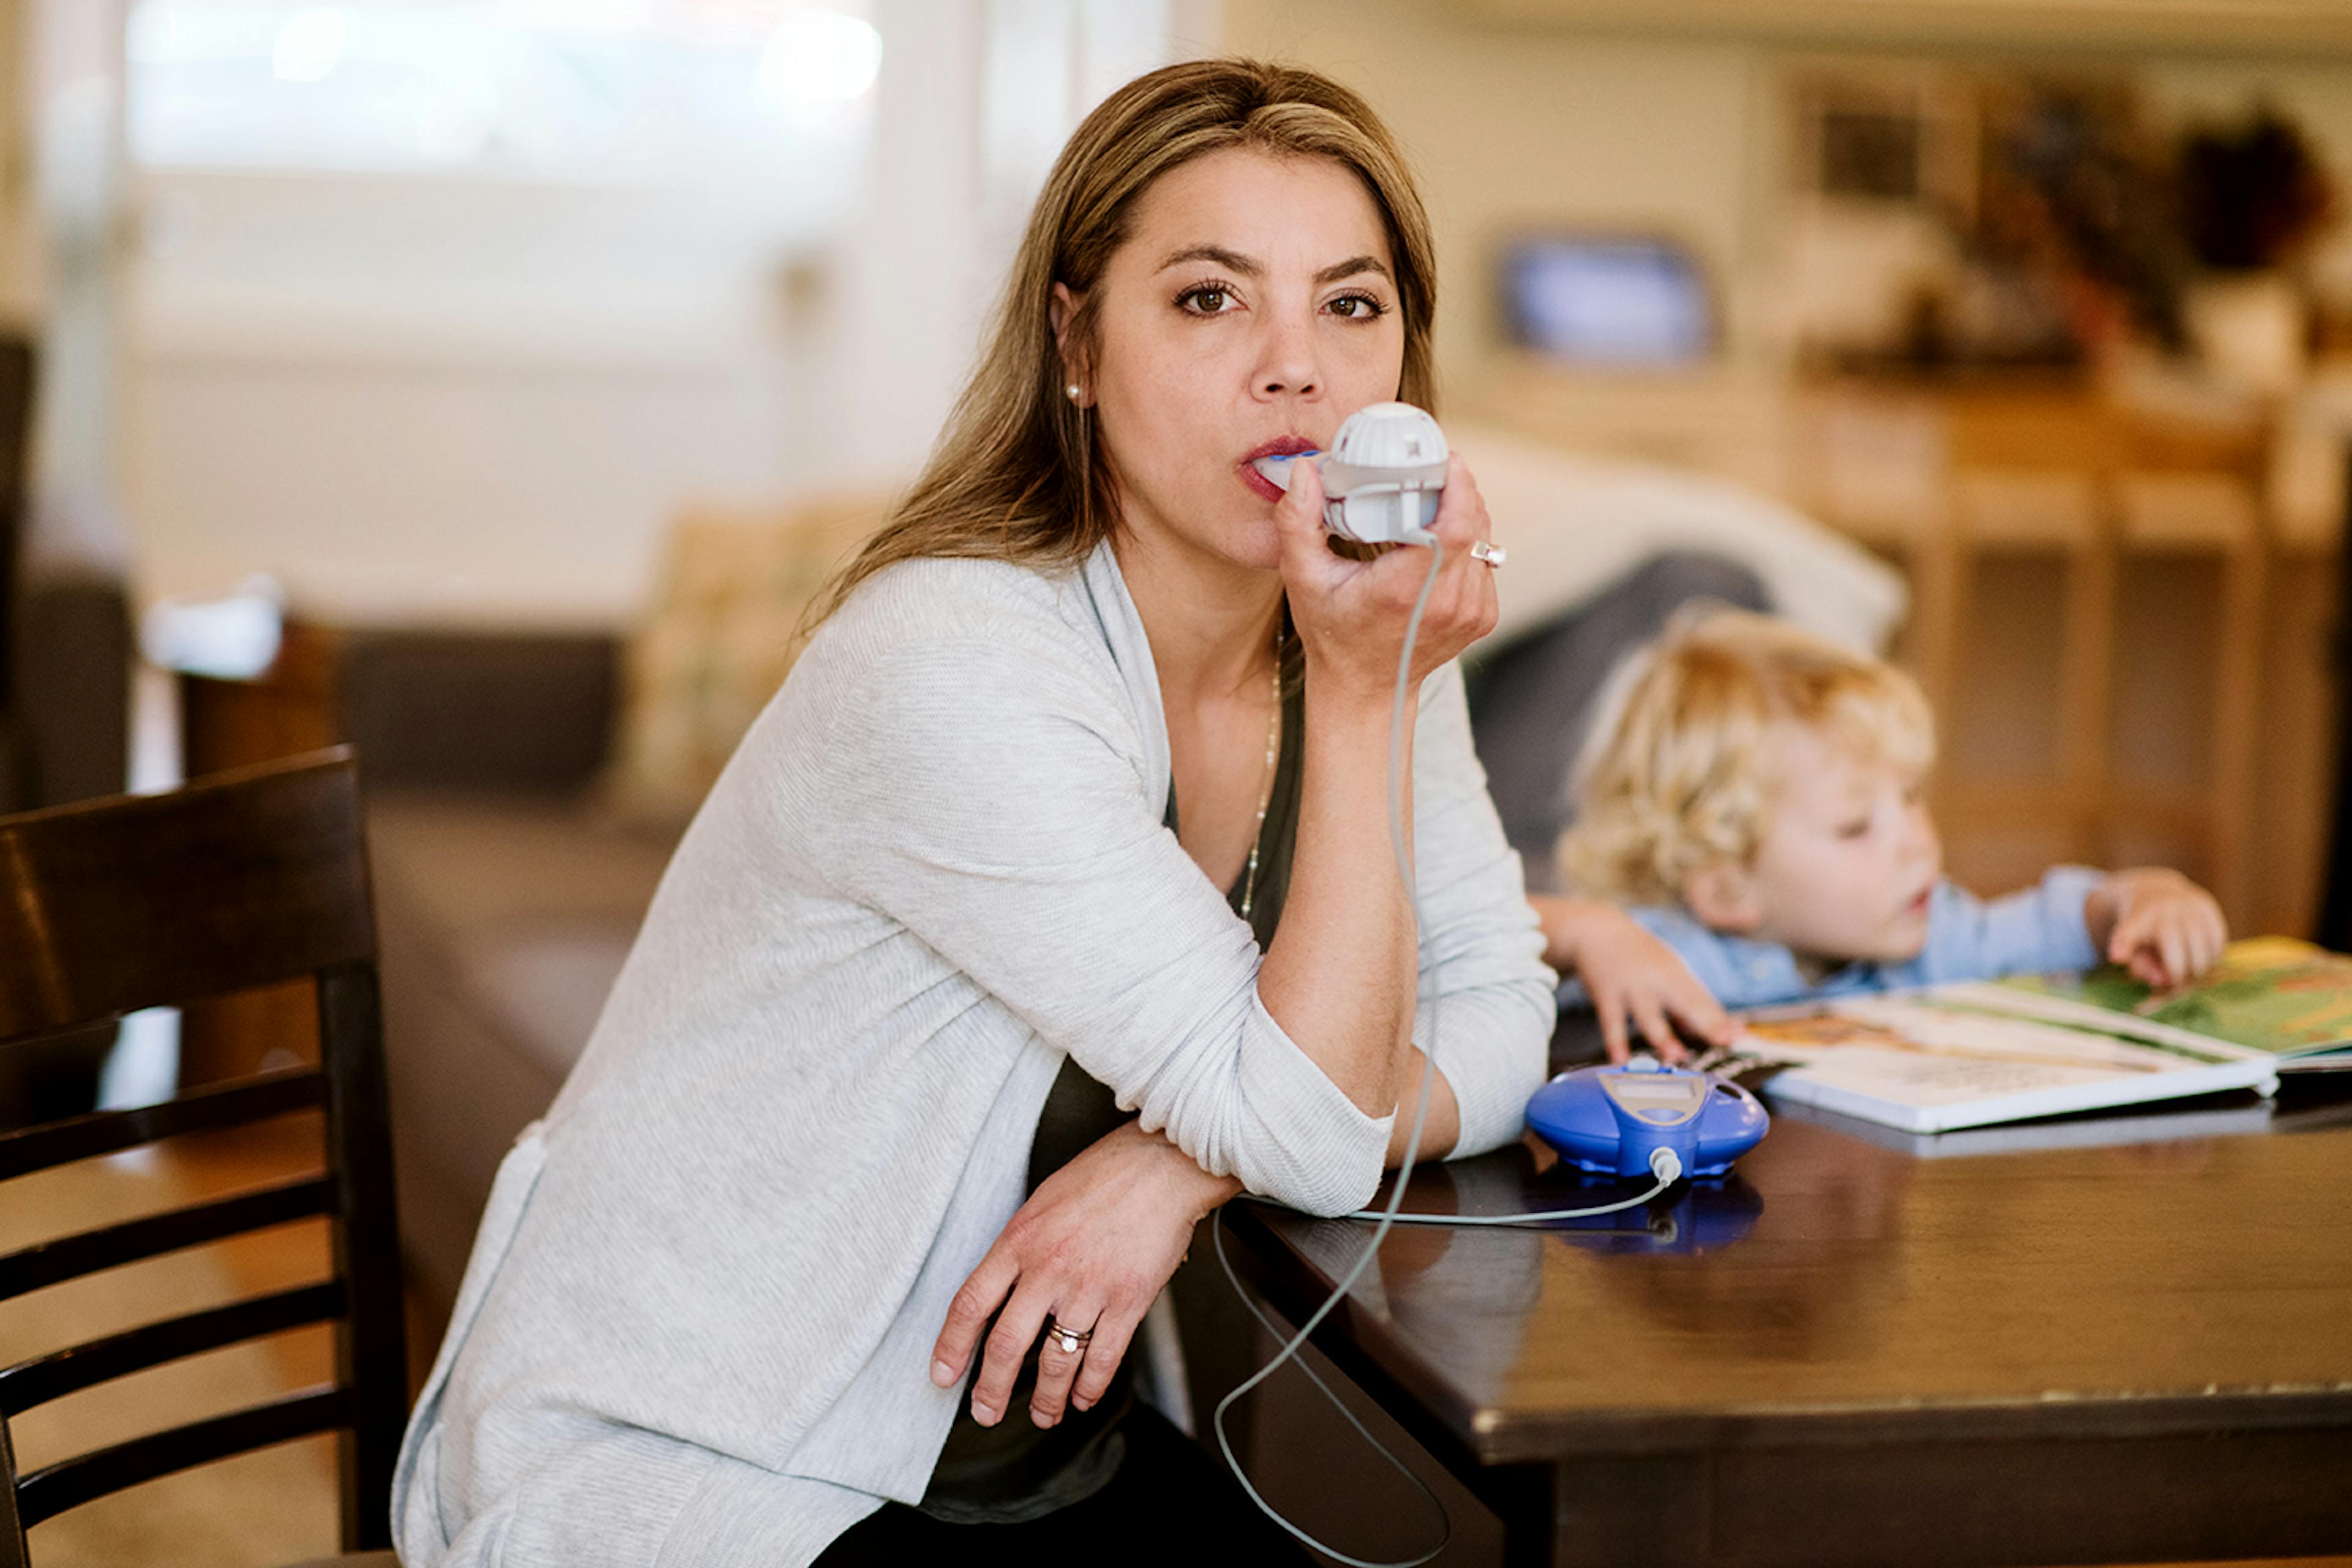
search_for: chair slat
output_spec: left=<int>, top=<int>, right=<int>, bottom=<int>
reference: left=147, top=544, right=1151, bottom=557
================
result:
left=13, top=1387, right=350, bottom=1529
left=0, top=1068, right=323, bottom=1181
left=1, top=1411, right=24, bottom=1568
left=0, top=1281, right=343, bottom=1415
left=0, top=750, right=373, bottom=1041
left=0, top=1175, right=333, bottom=1301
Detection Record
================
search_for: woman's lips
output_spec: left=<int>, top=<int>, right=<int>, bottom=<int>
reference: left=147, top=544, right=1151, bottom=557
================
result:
left=1238, top=437, right=1319, bottom=503
left=1239, top=463, right=1286, bottom=502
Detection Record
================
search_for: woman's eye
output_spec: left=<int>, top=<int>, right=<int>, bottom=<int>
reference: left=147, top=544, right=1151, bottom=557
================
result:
left=1327, top=293, right=1385, bottom=320
left=1178, top=285, right=1234, bottom=315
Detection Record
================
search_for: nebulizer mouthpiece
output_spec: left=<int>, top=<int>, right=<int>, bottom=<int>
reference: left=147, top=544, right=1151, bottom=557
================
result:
left=1251, top=402, right=1449, bottom=545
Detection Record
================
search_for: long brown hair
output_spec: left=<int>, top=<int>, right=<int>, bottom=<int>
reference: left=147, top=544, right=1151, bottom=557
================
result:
left=805, top=57, right=1439, bottom=628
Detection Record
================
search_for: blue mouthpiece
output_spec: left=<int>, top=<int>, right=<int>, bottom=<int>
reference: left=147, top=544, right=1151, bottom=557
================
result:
left=1251, top=451, right=1322, bottom=491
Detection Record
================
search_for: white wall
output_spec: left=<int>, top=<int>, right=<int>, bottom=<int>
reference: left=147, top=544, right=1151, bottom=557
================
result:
left=791, top=0, right=989, bottom=496
left=0, top=0, right=39, bottom=325
left=121, top=0, right=1202, bottom=627
left=129, top=344, right=797, bottom=626
left=124, top=165, right=818, bottom=623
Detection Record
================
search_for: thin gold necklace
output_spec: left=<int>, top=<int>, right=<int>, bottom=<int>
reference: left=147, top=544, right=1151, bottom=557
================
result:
left=1238, top=627, right=1284, bottom=922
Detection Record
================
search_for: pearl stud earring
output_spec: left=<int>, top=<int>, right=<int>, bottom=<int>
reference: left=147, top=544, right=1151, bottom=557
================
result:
left=1065, top=384, right=1084, bottom=404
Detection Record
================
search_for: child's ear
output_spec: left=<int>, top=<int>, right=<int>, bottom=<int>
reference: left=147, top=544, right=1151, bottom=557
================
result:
left=1683, top=862, right=1764, bottom=934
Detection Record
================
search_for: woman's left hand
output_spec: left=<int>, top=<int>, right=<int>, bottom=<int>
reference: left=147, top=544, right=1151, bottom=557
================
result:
left=930, top=1120, right=1242, bottom=1429
left=1274, top=452, right=1501, bottom=709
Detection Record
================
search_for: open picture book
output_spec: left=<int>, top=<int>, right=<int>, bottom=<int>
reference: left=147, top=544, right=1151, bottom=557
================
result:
left=1997, top=937, right=2352, bottom=1074
left=1712, top=937, right=2352, bottom=1133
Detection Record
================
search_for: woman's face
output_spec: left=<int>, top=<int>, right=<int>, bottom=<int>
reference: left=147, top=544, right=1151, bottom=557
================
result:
left=1060, top=146, right=1407, bottom=573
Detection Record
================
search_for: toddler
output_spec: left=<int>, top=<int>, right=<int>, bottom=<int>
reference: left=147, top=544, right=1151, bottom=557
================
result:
left=1535, top=609, right=2226, bottom=1062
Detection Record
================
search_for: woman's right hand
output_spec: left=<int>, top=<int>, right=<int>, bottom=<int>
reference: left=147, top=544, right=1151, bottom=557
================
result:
left=1272, top=451, right=1499, bottom=707
left=1535, top=895, right=1733, bottom=1063
left=931, top=1121, right=1239, bottom=1430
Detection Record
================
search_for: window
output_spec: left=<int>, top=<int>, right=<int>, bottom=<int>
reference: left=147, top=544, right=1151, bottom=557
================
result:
left=129, top=1, right=878, bottom=210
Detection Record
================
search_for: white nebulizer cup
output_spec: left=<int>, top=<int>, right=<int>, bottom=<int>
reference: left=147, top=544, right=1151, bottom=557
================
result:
left=1252, top=402, right=1448, bottom=546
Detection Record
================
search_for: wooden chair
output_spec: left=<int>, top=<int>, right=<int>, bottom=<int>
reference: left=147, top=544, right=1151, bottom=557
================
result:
left=0, top=335, right=31, bottom=815
left=0, top=748, right=405, bottom=1566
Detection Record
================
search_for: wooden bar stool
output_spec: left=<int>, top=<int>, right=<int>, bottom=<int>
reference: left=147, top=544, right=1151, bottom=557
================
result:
left=0, top=749, right=405, bottom=1566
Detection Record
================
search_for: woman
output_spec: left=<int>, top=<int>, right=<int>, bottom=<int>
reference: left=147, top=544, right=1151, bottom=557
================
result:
left=393, top=59, right=1565, bottom=1567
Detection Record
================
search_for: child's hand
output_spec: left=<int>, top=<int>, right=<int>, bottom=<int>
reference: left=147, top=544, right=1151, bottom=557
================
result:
left=1532, top=895, right=1734, bottom=1063
left=2090, top=868, right=2227, bottom=989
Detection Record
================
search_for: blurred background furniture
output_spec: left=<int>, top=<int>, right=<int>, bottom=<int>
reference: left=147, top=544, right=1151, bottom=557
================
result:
left=0, top=336, right=31, bottom=819
left=1789, top=379, right=2315, bottom=934
left=0, top=750, right=405, bottom=1564
left=0, top=331, right=137, bottom=1135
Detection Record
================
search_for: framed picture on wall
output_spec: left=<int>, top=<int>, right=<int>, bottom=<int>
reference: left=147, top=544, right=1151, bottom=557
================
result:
left=1497, top=233, right=1716, bottom=367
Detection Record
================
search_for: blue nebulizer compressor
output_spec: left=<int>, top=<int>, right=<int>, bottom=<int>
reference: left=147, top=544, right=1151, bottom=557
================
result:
left=1525, top=1059, right=1770, bottom=1180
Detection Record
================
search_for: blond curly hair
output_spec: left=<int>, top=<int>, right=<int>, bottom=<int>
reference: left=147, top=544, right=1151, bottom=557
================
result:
left=1557, top=609, right=1935, bottom=906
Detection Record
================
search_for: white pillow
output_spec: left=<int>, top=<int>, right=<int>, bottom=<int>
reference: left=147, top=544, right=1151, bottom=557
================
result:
left=1456, top=423, right=1908, bottom=653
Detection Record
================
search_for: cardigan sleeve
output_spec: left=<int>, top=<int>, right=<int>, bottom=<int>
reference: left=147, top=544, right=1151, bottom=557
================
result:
left=804, top=627, right=1393, bottom=1218
left=1404, top=663, right=1559, bottom=1156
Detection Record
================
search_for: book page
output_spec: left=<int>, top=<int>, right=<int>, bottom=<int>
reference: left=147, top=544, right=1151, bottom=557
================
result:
left=2000, top=937, right=2352, bottom=1059
left=1740, top=996, right=2228, bottom=1113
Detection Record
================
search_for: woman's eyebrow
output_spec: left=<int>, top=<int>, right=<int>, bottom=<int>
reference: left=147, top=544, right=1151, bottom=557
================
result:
left=1314, top=255, right=1390, bottom=285
left=1157, top=243, right=1261, bottom=276
left=1152, top=246, right=1393, bottom=287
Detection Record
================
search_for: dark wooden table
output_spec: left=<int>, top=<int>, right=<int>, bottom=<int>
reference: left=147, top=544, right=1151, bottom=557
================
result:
left=1221, top=1063, right=2352, bottom=1568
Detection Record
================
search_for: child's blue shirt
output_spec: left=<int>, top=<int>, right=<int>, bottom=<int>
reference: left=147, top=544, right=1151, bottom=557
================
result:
left=1581, top=865, right=2105, bottom=1010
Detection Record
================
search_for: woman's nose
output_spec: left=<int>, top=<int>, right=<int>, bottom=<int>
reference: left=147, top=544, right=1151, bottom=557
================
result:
left=1253, top=317, right=1321, bottom=401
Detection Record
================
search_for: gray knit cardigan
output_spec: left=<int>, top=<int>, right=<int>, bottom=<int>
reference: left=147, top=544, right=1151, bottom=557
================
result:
left=391, top=541, right=1555, bottom=1567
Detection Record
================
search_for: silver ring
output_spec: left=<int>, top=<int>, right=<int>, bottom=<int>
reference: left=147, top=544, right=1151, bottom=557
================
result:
left=1044, top=1316, right=1093, bottom=1355
left=1469, top=541, right=1507, bottom=568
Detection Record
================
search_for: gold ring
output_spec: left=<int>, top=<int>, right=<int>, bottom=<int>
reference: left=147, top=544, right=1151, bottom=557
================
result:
left=1044, top=1316, right=1094, bottom=1355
